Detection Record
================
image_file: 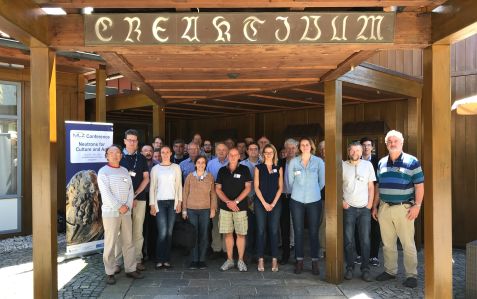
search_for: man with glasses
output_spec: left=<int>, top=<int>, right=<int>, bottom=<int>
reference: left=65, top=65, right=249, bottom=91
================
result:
left=373, top=130, right=424, bottom=288
left=116, top=129, right=150, bottom=272
left=203, top=139, right=215, bottom=161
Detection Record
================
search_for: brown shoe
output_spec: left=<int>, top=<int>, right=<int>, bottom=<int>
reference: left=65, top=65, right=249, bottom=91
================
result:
left=312, top=261, right=320, bottom=275
left=136, top=262, right=146, bottom=271
left=294, top=260, right=304, bottom=274
left=114, top=265, right=121, bottom=274
left=106, top=275, right=116, bottom=285
left=126, top=271, right=144, bottom=279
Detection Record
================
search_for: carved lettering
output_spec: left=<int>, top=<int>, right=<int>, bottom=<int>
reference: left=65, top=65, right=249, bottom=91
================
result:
left=213, top=16, right=231, bottom=42
left=356, top=15, right=384, bottom=41
left=181, top=16, right=200, bottom=42
left=331, top=15, right=348, bottom=41
left=94, top=17, right=113, bottom=42
left=152, top=17, right=169, bottom=42
left=300, top=16, right=321, bottom=41
left=275, top=16, right=291, bottom=42
left=123, top=17, right=142, bottom=42
left=243, top=16, right=266, bottom=42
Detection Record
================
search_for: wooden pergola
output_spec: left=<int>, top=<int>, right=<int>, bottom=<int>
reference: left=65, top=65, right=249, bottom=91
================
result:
left=0, top=0, right=475, bottom=298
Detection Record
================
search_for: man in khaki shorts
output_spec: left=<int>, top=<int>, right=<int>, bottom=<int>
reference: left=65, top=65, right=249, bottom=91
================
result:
left=215, top=148, right=252, bottom=272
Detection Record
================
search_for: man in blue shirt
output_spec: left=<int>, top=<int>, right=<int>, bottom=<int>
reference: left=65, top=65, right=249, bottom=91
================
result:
left=206, top=142, right=229, bottom=257
left=179, top=142, right=200, bottom=183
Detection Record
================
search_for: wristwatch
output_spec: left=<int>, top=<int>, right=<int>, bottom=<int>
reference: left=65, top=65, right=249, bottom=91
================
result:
left=235, top=200, right=240, bottom=204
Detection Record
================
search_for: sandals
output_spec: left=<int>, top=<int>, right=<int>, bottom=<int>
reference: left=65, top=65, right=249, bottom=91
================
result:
left=257, top=258, right=265, bottom=272
left=272, top=258, right=279, bottom=272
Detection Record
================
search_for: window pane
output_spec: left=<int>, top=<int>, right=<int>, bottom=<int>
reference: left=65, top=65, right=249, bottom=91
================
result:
left=0, top=120, right=18, bottom=196
left=0, top=83, right=18, bottom=115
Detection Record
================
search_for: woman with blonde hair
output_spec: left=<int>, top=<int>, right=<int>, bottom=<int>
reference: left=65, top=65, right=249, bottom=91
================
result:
left=254, top=143, right=283, bottom=272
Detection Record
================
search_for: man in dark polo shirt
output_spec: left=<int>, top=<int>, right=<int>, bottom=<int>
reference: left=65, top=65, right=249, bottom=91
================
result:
left=372, top=130, right=424, bottom=288
left=216, top=148, right=252, bottom=272
left=116, top=129, right=149, bottom=272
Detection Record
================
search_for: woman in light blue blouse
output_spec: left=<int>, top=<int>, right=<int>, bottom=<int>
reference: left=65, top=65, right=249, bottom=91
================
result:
left=288, top=137, right=325, bottom=276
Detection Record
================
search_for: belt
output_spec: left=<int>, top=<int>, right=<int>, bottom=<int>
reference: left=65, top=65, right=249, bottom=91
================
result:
left=282, top=193, right=291, bottom=198
left=385, top=201, right=414, bottom=206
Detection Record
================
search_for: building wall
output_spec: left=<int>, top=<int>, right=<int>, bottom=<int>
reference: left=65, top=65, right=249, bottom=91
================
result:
left=0, top=67, right=84, bottom=238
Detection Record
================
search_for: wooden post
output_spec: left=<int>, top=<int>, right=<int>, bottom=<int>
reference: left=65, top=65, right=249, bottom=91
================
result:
left=422, top=44, right=452, bottom=299
left=95, top=65, right=106, bottom=122
left=30, top=47, right=57, bottom=299
left=153, top=104, right=165, bottom=139
left=77, top=74, right=85, bottom=121
left=324, top=80, right=343, bottom=284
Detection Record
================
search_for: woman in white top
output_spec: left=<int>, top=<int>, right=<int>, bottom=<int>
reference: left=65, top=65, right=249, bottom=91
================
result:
left=149, top=145, right=182, bottom=269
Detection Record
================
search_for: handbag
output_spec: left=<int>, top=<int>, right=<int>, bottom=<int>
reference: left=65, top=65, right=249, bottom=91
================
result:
left=172, top=216, right=197, bottom=250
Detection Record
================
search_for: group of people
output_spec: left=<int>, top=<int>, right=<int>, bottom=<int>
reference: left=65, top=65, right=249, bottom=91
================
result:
left=97, top=129, right=424, bottom=289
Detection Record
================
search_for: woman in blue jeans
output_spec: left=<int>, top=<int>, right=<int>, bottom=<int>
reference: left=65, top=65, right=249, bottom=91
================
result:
left=254, top=144, right=283, bottom=272
left=182, top=156, right=217, bottom=270
left=288, top=137, right=325, bottom=275
left=149, top=145, right=182, bottom=269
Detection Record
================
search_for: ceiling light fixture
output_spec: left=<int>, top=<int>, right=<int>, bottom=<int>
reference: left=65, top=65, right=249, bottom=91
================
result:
left=82, top=7, right=94, bottom=15
left=451, top=94, right=477, bottom=115
left=41, top=7, right=67, bottom=15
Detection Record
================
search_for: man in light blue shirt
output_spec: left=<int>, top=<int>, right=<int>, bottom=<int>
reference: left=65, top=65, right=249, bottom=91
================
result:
left=205, top=142, right=229, bottom=256
left=179, top=142, right=200, bottom=183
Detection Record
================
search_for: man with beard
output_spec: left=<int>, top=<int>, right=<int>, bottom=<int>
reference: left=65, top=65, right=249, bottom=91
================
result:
left=203, top=139, right=215, bottom=161
left=373, top=130, right=424, bottom=289
left=342, top=141, right=376, bottom=282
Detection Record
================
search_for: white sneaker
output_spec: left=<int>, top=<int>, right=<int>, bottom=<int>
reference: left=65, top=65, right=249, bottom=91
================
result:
left=237, top=260, right=248, bottom=272
left=220, top=259, right=235, bottom=271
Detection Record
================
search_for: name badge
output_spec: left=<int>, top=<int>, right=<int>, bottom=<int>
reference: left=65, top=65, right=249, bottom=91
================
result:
left=123, top=178, right=129, bottom=182
left=233, top=174, right=241, bottom=179
left=294, top=170, right=301, bottom=176
left=272, top=168, right=278, bottom=173
left=129, top=171, right=136, bottom=177
left=199, top=175, right=204, bottom=181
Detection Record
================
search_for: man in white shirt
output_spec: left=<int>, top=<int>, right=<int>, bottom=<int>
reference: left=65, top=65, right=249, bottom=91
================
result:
left=342, top=141, right=376, bottom=282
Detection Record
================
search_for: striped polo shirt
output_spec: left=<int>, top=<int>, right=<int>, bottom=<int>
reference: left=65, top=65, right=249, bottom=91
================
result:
left=377, top=152, right=424, bottom=203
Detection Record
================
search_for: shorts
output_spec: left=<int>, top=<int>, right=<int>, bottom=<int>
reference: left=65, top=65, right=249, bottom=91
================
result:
left=219, top=209, right=248, bottom=235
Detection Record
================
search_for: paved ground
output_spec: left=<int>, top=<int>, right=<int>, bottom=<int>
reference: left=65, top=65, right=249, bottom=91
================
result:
left=0, top=235, right=466, bottom=298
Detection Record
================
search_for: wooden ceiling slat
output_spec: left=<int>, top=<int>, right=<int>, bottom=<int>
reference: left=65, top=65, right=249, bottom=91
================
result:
left=249, top=93, right=316, bottom=105
left=171, top=102, right=262, bottom=112
left=210, top=98, right=291, bottom=109
left=147, top=78, right=319, bottom=83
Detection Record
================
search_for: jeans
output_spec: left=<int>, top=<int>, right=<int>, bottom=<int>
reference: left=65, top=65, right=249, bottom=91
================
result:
left=290, top=199, right=322, bottom=260
left=356, top=213, right=381, bottom=259
left=279, top=194, right=291, bottom=260
left=255, top=199, right=282, bottom=258
left=344, top=206, right=371, bottom=272
left=155, top=200, right=176, bottom=263
left=188, top=209, right=210, bottom=262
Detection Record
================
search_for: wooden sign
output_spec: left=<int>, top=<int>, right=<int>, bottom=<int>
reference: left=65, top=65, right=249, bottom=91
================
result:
left=85, top=12, right=395, bottom=45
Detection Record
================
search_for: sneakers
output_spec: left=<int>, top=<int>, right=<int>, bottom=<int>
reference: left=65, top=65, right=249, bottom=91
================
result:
left=126, top=271, right=144, bottom=279
left=237, top=260, right=248, bottom=272
left=369, top=257, right=380, bottom=267
left=403, top=277, right=418, bottom=288
left=189, top=262, right=199, bottom=270
left=344, top=269, right=353, bottom=280
left=354, top=255, right=362, bottom=264
left=220, top=259, right=235, bottom=271
left=376, top=271, right=396, bottom=281
left=198, top=262, right=208, bottom=270
left=106, top=275, right=116, bottom=285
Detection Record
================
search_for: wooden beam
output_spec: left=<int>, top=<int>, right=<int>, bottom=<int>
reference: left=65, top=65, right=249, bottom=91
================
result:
left=175, top=102, right=261, bottom=112
left=136, top=66, right=335, bottom=71
left=43, top=0, right=438, bottom=9
left=153, top=104, right=165, bottom=139
left=147, top=78, right=319, bottom=83
left=106, top=91, right=155, bottom=111
left=321, top=50, right=377, bottom=82
left=156, top=88, right=261, bottom=92
left=77, top=74, right=85, bottom=121
left=95, top=65, right=106, bottom=121
left=165, top=106, right=236, bottom=115
left=422, top=44, right=452, bottom=299
left=324, top=80, right=343, bottom=284
left=341, top=65, right=422, bottom=98
left=0, top=0, right=48, bottom=47
left=30, top=46, right=57, bottom=299
left=432, top=0, right=477, bottom=44
left=211, top=98, right=287, bottom=109
left=291, top=87, right=371, bottom=102
left=98, top=52, right=165, bottom=106
left=249, top=93, right=316, bottom=105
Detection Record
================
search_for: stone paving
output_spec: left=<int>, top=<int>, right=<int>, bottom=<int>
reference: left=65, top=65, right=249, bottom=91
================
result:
left=0, top=236, right=467, bottom=298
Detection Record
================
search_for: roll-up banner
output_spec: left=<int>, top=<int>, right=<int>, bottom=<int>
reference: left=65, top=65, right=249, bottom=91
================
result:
left=65, top=121, right=114, bottom=258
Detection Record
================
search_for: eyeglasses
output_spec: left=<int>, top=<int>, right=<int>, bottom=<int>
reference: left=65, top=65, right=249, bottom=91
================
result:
left=125, top=139, right=138, bottom=143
